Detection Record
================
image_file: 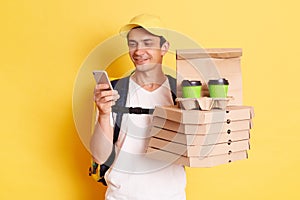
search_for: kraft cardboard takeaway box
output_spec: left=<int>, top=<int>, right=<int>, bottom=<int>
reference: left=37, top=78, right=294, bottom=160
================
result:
left=145, top=48, right=255, bottom=167
left=176, top=48, right=243, bottom=105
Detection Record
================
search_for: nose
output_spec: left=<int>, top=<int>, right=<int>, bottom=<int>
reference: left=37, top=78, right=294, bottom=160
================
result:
left=134, top=48, right=145, bottom=56
left=133, top=44, right=146, bottom=55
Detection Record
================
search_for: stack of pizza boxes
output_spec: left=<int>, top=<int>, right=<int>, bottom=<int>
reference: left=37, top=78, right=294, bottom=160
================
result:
left=146, top=48, right=254, bottom=167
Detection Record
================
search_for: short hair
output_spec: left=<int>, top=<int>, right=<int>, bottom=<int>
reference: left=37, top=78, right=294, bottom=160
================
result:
left=127, top=26, right=167, bottom=47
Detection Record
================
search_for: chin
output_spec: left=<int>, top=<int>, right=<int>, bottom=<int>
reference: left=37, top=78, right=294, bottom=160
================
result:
left=135, top=63, right=157, bottom=72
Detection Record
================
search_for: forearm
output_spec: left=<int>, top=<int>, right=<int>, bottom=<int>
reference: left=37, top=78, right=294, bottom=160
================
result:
left=90, top=114, right=114, bottom=164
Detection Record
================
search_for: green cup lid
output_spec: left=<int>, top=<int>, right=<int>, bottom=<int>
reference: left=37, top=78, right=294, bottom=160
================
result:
left=181, top=80, right=202, bottom=86
left=208, top=78, right=229, bottom=85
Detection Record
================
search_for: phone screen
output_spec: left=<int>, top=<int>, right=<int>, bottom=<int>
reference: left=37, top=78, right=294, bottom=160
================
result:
left=92, top=70, right=113, bottom=90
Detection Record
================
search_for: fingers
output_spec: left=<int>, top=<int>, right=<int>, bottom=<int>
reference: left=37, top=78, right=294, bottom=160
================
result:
left=94, top=91, right=111, bottom=102
left=94, top=84, right=111, bottom=94
left=112, top=90, right=120, bottom=101
left=94, top=84, right=120, bottom=115
left=94, top=88, right=119, bottom=102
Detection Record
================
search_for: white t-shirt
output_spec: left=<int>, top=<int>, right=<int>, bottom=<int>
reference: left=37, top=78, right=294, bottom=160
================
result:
left=105, top=77, right=186, bottom=200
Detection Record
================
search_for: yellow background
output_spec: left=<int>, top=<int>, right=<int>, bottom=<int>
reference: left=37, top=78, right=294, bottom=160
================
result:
left=1, top=0, right=299, bottom=199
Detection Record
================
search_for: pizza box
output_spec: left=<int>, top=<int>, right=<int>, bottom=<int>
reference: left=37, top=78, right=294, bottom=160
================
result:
left=148, top=137, right=250, bottom=157
left=152, top=116, right=252, bottom=135
left=153, top=105, right=254, bottom=125
left=150, top=126, right=250, bottom=146
left=146, top=147, right=248, bottom=167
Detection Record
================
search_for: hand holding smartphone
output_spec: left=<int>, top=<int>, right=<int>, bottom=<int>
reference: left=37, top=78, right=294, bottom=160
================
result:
left=93, top=70, right=119, bottom=116
left=92, top=70, right=113, bottom=90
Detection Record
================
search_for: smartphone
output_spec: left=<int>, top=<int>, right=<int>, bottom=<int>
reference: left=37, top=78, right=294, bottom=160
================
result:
left=92, top=70, right=113, bottom=90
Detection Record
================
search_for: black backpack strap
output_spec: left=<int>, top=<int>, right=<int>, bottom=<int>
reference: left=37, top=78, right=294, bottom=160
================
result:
left=111, top=76, right=131, bottom=142
left=112, top=106, right=154, bottom=114
left=166, top=75, right=177, bottom=105
left=97, top=76, right=130, bottom=186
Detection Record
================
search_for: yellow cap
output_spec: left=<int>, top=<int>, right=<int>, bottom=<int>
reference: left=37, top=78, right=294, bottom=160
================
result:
left=119, top=14, right=166, bottom=38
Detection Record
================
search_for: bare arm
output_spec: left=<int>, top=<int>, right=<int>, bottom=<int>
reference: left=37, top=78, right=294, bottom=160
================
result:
left=90, top=83, right=120, bottom=164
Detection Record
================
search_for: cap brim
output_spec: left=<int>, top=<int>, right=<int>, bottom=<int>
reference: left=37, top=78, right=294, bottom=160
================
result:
left=119, top=24, right=140, bottom=37
left=119, top=23, right=166, bottom=38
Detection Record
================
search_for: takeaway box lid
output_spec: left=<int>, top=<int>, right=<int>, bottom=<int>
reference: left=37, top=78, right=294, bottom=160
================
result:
left=153, top=105, right=254, bottom=125
left=176, top=48, right=243, bottom=60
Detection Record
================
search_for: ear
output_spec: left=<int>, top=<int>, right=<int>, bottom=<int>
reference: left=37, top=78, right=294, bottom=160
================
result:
left=160, top=41, right=170, bottom=56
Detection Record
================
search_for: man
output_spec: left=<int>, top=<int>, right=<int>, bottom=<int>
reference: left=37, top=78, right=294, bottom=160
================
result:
left=90, top=14, right=186, bottom=200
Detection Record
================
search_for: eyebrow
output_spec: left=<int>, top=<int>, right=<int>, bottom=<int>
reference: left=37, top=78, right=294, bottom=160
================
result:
left=142, top=39, right=153, bottom=42
left=128, top=39, right=154, bottom=43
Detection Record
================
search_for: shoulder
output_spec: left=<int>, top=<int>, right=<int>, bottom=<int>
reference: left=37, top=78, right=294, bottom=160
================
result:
left=111, top=76, right=130, bottom=89
left=166, top=75, right=176, bottom=83
left=166, top=75, right=176, bottom=89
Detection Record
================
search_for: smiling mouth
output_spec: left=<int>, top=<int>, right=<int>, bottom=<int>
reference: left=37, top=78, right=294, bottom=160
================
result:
left=134, top=58, right=149, bottom=64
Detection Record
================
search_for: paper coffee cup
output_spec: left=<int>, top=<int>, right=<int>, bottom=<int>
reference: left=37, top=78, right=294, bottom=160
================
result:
left=181, top=80, right=202, bottom=98
left=208, top=78, right=229, bottom=98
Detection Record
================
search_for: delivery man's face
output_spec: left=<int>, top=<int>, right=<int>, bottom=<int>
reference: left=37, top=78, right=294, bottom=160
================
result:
left=127, top=27, right=167, bottom=71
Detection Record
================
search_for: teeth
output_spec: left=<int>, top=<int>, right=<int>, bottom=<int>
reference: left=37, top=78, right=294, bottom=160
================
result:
left=135, top=58, right=147, bottom=62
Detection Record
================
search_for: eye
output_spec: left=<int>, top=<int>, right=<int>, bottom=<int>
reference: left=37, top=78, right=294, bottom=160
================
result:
left=144, top=41, right=153, bottom=47
left=128, top=42, right=137, bottom=48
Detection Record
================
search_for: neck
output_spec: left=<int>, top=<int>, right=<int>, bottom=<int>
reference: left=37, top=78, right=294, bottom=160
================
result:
left=132, top=70, right=166, bottom=92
